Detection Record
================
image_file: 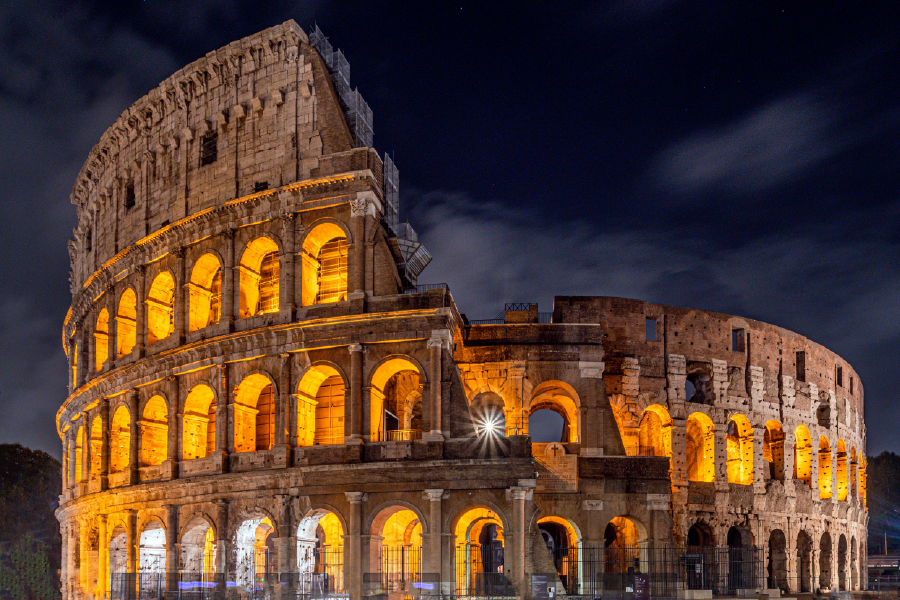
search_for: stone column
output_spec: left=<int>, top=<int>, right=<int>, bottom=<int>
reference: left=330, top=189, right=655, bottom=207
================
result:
left=97, top=514, right=108, bottom=599
left=174, top=248, right=186, bottom=344
left=349, top=195, right=369, bottom=294
left=135, top=266, right=146, bottom=358
left=347, top=344, right=364, bottom=444
left=423, top=332, right=446, bottom=441
left=166, top=504, right=180, bottom=594
left=223, top=229, right=236, bottom=331
left=76, top=327, right=88, bottom=389
left=100, top=398, right=110, bottom=491
left=126, top=510, right=138, bottom=575
left=60, top=521, right=68, bottom=600
left=277, top=494, right=294, bottom=595
left=423, top=490, right=444, bottom=578
left=107, top=287, right=117, bottom=369
left=279, top=211, right=296, bottom=315
left=168, top=375, right=180, bottom=479
left=215, top=500, right=229, bottom=575
left=128, top=390, right=140, bottom=485
left=753, top=425, right=767, bottom=494
left=578, top=361, right=605, bottom=455
left=87, top=320, right=96, bottom=376
left=215, top=362, right=230, bottom=463
left=79, top=519, right=91, bottom=596
left=509, top=485, right=531, bottom=589
left=276, top=354, right=290, bottom=450
left=345, top=492, right=366, bottom=600
left=81, top=416, right=90, bottom=484
left=714, top=427, right=729, bottom=485
left=68, top=430, right=77, bottom=491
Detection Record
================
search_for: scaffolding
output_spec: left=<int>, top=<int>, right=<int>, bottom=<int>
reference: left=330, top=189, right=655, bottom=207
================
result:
left=383, top=153, right=400, bottom=234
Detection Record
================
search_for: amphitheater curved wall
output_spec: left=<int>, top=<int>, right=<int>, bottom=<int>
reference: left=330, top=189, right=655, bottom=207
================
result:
left=56, top=20, right=867, bottom=600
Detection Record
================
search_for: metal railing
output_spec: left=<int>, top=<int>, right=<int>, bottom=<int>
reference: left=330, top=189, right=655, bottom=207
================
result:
left=386, top=429, right=422, bottom=441
left=403, top=283, right=449, bottom=294
left=468, top=312, right=554, bottom=325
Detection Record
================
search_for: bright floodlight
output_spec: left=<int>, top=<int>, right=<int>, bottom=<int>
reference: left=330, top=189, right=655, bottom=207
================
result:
left=481, top=417, right=499, bottom=435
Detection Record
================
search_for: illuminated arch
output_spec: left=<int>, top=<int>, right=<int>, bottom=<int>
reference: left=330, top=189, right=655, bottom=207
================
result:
left=860, top=455, right=867, bottom=507
left=819, top=436, right=832, bottom=499
left=116, top=288, right=137, bottom=358
left=239, top=237, right=280, bottom=318
left=836, top=439, right=848, bottom=501
left=471, top=391, right=507, bottom=436
left=369, top=357, right=424, bottom=442
left=182, top=385, right=216, bottom=460
left=639, top=404, right=673, bottom=458
left=605, top=516, right=649, bottom=573
left=140, top=395, right=168, bottom=467
left=301, top=222, right=349, bottom=306
left=181, top=515, right=216, bottom=574
left=794, top=425, right=812, bottom=487
left=188, top=253, right=223, bottom=332
left=89, top=415, right=102, bottom=480
left=235, top=512, right=277, bottom=587
left=296, top=363, right=347, bottom=446
left=453, top=506, right=506, bottom=592
left=369, top=505, right=424, bottom=585
left=233, top=373, right=276, bottom=453
left=146, top=271, right=175, bottom=344
left=296, top=508, right=345, bottom=591
left=763, top=420, right=785, bottom=481
left=528, top=381, right=580, bottom=443
left=109, top=405, right=130, bottom=474
left=726, top=414, right=753, bottom=485
left=139, top=519, right=167, bottom=573
left=537, top=515, right=582, bottom=591
left=95, top=309, right=109, bottom=370
left=686, top=412, right=715, bottom=482
left=109, top=525, right=128, bottom=583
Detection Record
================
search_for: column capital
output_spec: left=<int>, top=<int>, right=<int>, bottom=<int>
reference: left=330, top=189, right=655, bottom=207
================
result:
left=348, top=343, right=365, bottom=353
left=423, top=489, right=445, bottom=502
left=345, top=491, right=367, bottom=504
left=351, top=190, right=382, bottom=218
left=579, top=361, right=605, bottom=378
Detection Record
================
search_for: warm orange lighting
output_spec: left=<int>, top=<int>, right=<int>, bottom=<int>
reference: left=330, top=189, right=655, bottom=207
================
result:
left=686, top=412, right=715, bottom=482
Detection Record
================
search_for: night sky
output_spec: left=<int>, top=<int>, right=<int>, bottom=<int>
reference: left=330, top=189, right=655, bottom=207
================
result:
left=0, top=1, right=897, bottom=458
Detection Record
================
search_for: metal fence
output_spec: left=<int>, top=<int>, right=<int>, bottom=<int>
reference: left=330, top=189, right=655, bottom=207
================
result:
left=403, top=283, right=449, bottom=295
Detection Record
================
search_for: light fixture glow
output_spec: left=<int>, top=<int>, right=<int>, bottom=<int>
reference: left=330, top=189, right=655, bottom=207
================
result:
left=481, top=417, right=499, bottom=435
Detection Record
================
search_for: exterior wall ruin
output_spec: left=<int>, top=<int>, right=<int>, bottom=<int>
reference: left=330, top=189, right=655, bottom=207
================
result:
left=56, top=20, right=866, bottom=600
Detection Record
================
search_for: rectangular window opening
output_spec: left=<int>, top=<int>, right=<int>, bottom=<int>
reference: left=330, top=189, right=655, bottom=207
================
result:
left=850, top=376, right=854, bottom=394
left=836, top=365, right=843, bottom=387
left=796, top=351, right=806, bottom=382
left=254, top=181, right=269, bottom=193
left=199, top=132, right=218, bottom=166
left=124, top=183, right=135, bottom=211
left=85, top=229, right=92, bottom=252
left=645, top=317, right=658, bottom=342
left=731, top=328, right=745, bottom=352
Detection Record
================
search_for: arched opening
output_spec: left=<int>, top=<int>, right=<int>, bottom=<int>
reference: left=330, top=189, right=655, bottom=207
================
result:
left=819, top=532, right=833, bottom=591
left=529, top=382, right=580, bottom=443
left=116, top=289, right=137, bottom=358
left=371, top=506, right=423, bottom=593
left=686, top=522, right=715, bottom=590
left=89, top=415, right=102, bottom=480
left=296, top=365, right=347, bottom=446
left=239, top=237, right=280, bottom=318
left=850, top=447, right=858, bottom=501
left=838, top=534, right=847, bottom=591
left=182, top=385, right=216, bottom=460
left=454, top=507, right=509, bottom=595
left=605, top=516, right=648, bottom=580
left=639, top=405, right=673, bottom=458
left=188, top=253, right=222, bottom=331
left=109, top=406, right=130, bottom=474
left=233, top=374, right=276, bottom=453
left=370, top=359, right=422, bottom=442
left=727, top=526, right=754, bottom=592
left=794, top=425, right=812, bottom=487
left=796, top=531, right=812, bottom=593
left=95, top=309, right=109, bottom=370
left=297, top=510, right=344, bottom=595
left=763, top=420, right=785, bottom=482
left=850, top=536, right=858, bottom=590
left=538, top=516, right=582, bottom=594
left=836, top=439, right=848, bottom=501
left=74, top=426, right=83, bottom=483
left=139, top=520, right=166, bottom=574
left=140, top=395, right=168, bottom=467
left=109, top=526, right=127, bottom=595
left=146, top=271, right=175, bottom=345
left=470, top=392, right=506, bottom=438
left=181, top=517, right=216, bottom=575
left=768, top=529, right=788, bottom=592
left=726, top=415, right=753, bottom=485
left=685, top=364, right=713, bottom=404
left=861, top=456, right=867, bottom=507
left=301, top=223, right=348, bottom=306
left=235, top=516, right=276, bottom=589
left=529, top=409, right=565, bottom=444
left=819, top=437, right=833, bottom=499
left=686, top=413, right=715, bottom=482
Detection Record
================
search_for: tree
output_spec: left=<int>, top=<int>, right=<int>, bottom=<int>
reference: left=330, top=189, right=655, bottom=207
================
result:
left=0, top=444, right=61, bottom=600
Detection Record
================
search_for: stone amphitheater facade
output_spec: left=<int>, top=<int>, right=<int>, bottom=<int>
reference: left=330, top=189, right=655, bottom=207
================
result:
left=56, top=20, right=868, bottom=600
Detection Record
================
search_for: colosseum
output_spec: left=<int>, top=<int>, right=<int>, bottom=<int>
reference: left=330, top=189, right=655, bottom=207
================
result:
left=56, top=20, right=868, bottom=600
